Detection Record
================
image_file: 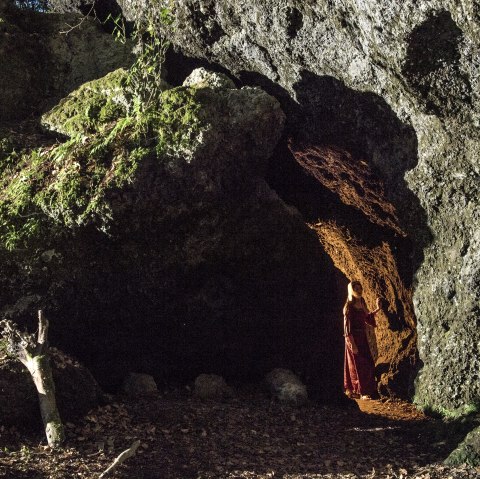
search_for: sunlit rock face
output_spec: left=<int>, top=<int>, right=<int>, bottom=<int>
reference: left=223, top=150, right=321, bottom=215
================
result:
left=0, top=2, right=132, bottom=121
left=125, top=0, right=480, bottom=411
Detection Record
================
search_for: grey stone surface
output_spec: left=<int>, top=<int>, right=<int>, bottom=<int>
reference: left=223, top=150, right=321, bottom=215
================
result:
left=446, top=425, right=480, bottom=466
left=265, top=368, right=308, bottom=406
left=183, top=67, right=236, bottom=89
left=122, top=0, right=480, bottom=414
left=122, top=373, right=158, bottom=396
left=194, top=374, right=233, bottom=400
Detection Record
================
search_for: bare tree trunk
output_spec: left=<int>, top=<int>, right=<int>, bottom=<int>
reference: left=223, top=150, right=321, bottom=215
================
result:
left=1, top=310, right=65, bottom=448
left=23, top=352, right=65, bottom=448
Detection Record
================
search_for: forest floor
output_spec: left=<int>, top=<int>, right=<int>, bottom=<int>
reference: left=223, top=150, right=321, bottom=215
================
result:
left=0, top=386, right=479, bottom=479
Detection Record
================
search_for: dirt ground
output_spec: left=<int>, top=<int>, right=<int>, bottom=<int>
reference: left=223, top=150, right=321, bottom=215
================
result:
left=0, top=387, right=479, bottom=479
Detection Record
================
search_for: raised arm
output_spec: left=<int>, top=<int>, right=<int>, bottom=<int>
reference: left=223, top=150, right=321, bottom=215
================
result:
left=365, top=297, right=384, bottom=326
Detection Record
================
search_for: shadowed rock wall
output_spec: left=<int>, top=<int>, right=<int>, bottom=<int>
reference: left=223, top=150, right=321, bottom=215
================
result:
left=0, top=1, right=133, bottom=121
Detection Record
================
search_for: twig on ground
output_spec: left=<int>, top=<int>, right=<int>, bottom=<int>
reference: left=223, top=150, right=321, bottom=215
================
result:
left=99, top=440, right=141, bottom=478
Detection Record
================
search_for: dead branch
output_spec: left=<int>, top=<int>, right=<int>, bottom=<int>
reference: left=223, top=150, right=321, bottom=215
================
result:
left=99, top=440, right=141, bottom=478
left=59, top=3, right=95, bottom=35
left=36, top=309, right=48, bottom=354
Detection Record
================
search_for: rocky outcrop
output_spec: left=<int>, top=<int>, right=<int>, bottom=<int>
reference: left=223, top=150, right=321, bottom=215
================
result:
left=5, top=0, right=477, bottom=417
left=0, top=2, right=132, bottom=121
left=124, top=0, right=480, bottom=413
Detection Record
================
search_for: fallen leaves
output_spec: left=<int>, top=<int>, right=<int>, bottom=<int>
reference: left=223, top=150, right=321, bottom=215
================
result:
left=0, top=389, right=479, bottom=478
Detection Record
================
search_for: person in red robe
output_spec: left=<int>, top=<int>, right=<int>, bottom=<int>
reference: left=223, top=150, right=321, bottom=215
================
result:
left=343, top=280, right=383, bottom=400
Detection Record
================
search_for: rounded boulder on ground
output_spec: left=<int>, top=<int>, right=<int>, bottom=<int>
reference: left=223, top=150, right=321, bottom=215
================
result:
left=122, top=372, right=158, bottom=397
left=194, top=374, right=234, bottom=400
left=446, top=425, right=480, bottom=467
left=265, top=368, right=308, bottom=406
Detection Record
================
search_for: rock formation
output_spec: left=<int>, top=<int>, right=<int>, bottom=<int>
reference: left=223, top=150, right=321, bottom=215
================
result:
left=0, top=58, right=345, bottom=401
left=1, top=0, right=478, bottom=426
left=122, top=0, right=480, bottom=416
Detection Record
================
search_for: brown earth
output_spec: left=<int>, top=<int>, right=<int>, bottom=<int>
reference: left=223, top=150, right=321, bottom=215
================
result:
left=0, top=387, right=478, bottom=479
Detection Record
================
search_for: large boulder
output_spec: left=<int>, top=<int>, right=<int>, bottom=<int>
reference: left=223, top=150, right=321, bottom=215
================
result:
left=0, top=67, right=345, bottom=399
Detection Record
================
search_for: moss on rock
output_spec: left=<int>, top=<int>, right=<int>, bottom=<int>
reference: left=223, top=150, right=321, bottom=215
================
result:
left=41, top=69, right=130, bottom=137
left=446, top=426, right=480, bottom=466
left=0, top=131, right=16, bottom=164
left=0, top=71, right=215, bottom=249
left=0, top=67, right=295, bottom=393
left=415, top=398, right=480, bottom=420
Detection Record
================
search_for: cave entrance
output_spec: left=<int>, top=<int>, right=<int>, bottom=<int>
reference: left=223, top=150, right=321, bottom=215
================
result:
left=154, top=55, right=427, bottom=402
left=49, top=61, right=425, bottom=402
left=245, top=70, right=428, bottom=400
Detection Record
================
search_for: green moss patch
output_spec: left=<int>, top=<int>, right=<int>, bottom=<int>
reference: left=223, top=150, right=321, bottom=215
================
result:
left=41, top=69, right=130, bottom=137
left=446, top=426, right=480, bottom=466
left=0, top=78, right=203, bottom=250
left=415, top=393, right=480, bottom=420
left=0, top=133, right=16, bottom=164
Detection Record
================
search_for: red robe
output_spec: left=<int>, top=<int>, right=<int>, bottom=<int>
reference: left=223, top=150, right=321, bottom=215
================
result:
left=344, top=305, right=376, bottom=396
